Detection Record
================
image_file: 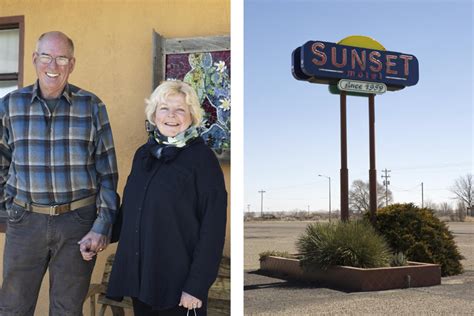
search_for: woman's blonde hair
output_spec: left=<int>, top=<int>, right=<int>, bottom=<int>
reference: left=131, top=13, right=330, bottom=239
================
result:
left=145, top=80, right=204, bottom=127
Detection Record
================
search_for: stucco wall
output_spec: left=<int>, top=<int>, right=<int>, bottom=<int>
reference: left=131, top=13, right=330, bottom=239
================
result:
left=0, top=1, right=230, bottom=314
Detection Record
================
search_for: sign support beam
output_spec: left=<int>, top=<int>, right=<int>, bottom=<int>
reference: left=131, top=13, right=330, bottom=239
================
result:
left=340, top=91, right=349, bottom=221
left=368, top=94, right=377, bottom=223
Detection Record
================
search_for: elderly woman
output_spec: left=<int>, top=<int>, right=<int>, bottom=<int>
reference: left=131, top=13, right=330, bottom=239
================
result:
left=106, top=80, right=227, bottom=316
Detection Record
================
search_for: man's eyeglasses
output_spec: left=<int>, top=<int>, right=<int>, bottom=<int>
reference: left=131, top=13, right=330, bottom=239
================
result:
left=36, top=53, right=72, bottom=66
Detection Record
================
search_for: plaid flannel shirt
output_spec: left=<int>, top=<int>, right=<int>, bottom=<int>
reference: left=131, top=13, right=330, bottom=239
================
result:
left=0, top=82, right=119, bottom=235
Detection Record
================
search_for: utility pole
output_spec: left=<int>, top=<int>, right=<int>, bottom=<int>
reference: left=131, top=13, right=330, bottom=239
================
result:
left=307, top=205, right=310, bottom=216
left=421, top=182, right=424, bottom=208
left=381, top=169, right=391, bottom=206
left=318, top=174, right=332, bottom=222
left=258, top=190, right=266, bottom=217
left=247, top=204, right=250, bottom=213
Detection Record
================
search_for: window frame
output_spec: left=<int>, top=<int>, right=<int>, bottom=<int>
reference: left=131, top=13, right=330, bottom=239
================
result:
left=0, top=15, right=25, bottom=88
left=0, top=15, right=24, bottom=232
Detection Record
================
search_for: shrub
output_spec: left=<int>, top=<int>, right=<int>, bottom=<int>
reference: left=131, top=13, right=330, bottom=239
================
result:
left=296, top=220, right=391, bottom=271
left=259, top=250, right=292, bottom=262
left=390, top=252, right=408, bottom=267
left=369, top=203, right=464, bottom=276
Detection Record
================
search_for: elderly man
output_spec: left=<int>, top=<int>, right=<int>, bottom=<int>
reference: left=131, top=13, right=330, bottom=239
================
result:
left=0, top=31, right=119, bottom=315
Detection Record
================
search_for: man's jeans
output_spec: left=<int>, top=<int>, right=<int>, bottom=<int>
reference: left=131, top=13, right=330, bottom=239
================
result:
left=0, top=203, right=97, bottom=316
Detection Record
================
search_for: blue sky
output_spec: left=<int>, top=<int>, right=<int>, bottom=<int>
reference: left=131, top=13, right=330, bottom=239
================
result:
left=244, top=0, right=473, bottom=213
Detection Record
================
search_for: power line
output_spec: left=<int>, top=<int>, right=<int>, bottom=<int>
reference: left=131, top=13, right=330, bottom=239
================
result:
left=257, top=181, right=319, bottom=192
left=391, top=183, right=421, bottom=191
left=389, top=161, right=471, bottom=171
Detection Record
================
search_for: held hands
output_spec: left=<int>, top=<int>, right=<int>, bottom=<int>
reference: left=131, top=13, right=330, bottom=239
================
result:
left=179, top=291, right=202, bottom=310
left=78, top=231, right=109, bottom=261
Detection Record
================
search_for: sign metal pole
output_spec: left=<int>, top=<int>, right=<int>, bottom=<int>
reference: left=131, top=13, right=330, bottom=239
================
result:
left=369, top=94, right=377, bottom=223
left=340, top=91, right=349, bottom=221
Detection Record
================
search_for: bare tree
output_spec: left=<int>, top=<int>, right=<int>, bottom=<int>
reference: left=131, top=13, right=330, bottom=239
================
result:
left=454, top=201, right=467, bottom=222
left=349, top=179, right=393, bottom=213
left=438, top=201, right=453, bottom=215
left=423, top=199, right=437, bottom=210
left=450, top=174, right=473, bottom=216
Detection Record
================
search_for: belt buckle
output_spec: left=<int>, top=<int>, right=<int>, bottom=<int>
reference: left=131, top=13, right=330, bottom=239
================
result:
left=49, top=204, right=60, bottom=216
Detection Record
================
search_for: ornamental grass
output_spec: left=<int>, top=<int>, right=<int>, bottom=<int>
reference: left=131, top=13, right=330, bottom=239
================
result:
left=296, top=220, right=391, bottom=271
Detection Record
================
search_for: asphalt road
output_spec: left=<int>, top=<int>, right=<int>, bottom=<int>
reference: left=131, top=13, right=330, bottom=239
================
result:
left=244, top=221, right=474, bottom=315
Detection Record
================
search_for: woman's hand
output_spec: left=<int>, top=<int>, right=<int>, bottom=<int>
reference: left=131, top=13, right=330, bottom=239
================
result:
left=78, top=238, right=96, bottom=261
left=78, top=231, right=109, bottom=261
left=179, top=291, right=202, bottom=310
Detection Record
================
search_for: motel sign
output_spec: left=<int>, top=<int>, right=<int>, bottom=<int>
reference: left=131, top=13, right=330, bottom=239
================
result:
left=292, top=36, right=419, bottom=222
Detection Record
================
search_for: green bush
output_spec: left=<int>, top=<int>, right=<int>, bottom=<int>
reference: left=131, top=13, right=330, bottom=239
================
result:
left=369, top=203, right=464, bottom=276
left=296, top=220, right=391, bottom=271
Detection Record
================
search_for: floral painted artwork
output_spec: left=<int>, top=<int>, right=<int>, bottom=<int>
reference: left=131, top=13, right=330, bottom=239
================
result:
left=165, top=51, right=230, bottom=160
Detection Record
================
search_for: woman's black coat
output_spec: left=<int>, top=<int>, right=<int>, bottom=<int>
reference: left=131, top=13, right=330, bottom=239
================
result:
left=107, top=137, right=227, bottom=310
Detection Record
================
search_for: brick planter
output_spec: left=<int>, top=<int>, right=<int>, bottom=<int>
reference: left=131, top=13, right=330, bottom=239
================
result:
left=260, top=256, right=441, bottom=292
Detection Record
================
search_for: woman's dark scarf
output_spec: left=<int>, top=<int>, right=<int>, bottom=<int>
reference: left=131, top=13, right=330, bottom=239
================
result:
left=144, top=125, right=200, bottom=168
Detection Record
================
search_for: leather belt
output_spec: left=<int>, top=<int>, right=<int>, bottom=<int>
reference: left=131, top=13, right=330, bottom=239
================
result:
left=13, top=195, right=96, bottom=216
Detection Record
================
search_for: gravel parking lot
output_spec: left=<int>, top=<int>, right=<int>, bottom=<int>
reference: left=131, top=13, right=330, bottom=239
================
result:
left=244, top=220, right=474, bottom=315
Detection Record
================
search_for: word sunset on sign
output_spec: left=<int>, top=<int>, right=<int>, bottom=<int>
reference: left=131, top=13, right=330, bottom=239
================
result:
left=292, top=37, right=419, bottom=91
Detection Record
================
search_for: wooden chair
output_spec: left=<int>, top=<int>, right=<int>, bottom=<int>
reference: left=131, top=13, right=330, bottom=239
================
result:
left=86, top=254, right=230, bottom=316
left=208, top=256, right=230, bottom=315
left=86, top=253, right=132, bottom=316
